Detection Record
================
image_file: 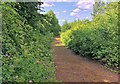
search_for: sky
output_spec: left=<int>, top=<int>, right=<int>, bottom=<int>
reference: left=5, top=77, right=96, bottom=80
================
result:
left=40, top=0, right=95, bottom=26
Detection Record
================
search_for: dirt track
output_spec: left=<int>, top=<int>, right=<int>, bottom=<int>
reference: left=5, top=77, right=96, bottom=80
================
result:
left=52, top=36, right=119, bottom=83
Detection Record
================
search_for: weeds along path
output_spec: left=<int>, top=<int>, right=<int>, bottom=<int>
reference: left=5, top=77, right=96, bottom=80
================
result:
left=52, top=36, right=119, bottom=82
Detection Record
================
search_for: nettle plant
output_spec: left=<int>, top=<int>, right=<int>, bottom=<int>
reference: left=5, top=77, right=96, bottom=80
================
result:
left=2, top=2, right=59, bottom=82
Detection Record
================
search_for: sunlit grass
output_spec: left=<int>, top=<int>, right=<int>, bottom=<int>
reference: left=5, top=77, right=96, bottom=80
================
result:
left=54, top=37, right=65, bottom=47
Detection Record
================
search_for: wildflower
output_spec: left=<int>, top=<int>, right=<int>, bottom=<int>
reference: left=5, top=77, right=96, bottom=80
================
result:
left=29, top=80, right=32, bottom=83
left=5, top=54, right=8, bottom=57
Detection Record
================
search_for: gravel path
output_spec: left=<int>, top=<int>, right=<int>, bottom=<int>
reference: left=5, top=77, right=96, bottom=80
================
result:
left=52, top=36, right=119, bottom=83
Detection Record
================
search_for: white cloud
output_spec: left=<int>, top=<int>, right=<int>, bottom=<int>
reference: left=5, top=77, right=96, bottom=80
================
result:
left=63, top=10, right=67, bottom=13
left=73, top=8, right=80, bottom=13
left=70, top=0, right=95, bottom=17
left=59, top=19, right=66, bottom=22
left=85, top=17, right=89, bottom=19
left=62, top=19, right=66, bottom=22
left=77, top=0, right=95, bottom=9
left=41, top=0, right=79, bottom=2
left=70, top=8, right=80, bottom=17
left=56, top=0, right=69, bottom=2
left=41, top=2, right=55, bottom=7
left=83, top=10, right=88, bottom=12
left=54, top=11, right=60, bottom=16
left=70, top=12, right=78, bottom=17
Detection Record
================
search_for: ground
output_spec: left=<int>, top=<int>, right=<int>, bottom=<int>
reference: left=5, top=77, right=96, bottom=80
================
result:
left=52, top=36, right=119, bottom=83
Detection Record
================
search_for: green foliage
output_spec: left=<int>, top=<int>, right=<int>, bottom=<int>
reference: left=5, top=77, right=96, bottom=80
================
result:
left=61, top=21, right=71, bottom=32
left=45, top=10, right=61, bottom=36
left=2, top=2, right=60, bottom=82
left=93, top=0, right=106, bottom=16
left=61, top=2, right=119, bottom=73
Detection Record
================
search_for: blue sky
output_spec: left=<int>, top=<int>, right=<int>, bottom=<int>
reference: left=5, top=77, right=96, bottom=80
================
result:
left=40, top=0, right=95, bottom=25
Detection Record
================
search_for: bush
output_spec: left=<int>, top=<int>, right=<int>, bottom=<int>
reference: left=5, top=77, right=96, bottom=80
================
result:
left=61, top=2, right=119, bottom=72
left=2, top=2, right=59, bottom=82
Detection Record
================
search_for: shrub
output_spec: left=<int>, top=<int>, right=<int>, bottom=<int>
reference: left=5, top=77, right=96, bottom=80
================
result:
left=61, top=2, right=119, bottom=72
left=2, top=2, right=59, bottom=82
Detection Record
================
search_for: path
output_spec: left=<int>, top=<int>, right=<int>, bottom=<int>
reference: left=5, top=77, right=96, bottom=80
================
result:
left=52, top=36, right=119, bottom=83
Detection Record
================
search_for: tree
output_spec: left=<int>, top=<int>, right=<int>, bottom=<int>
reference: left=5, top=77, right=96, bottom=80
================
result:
left=61, top=20, right=71, bottom=32
left=92, top=0, right=106, bottom=17
left=45, top=10, right=61, bottom=36
left=14, top=2, right=43, bottom=26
